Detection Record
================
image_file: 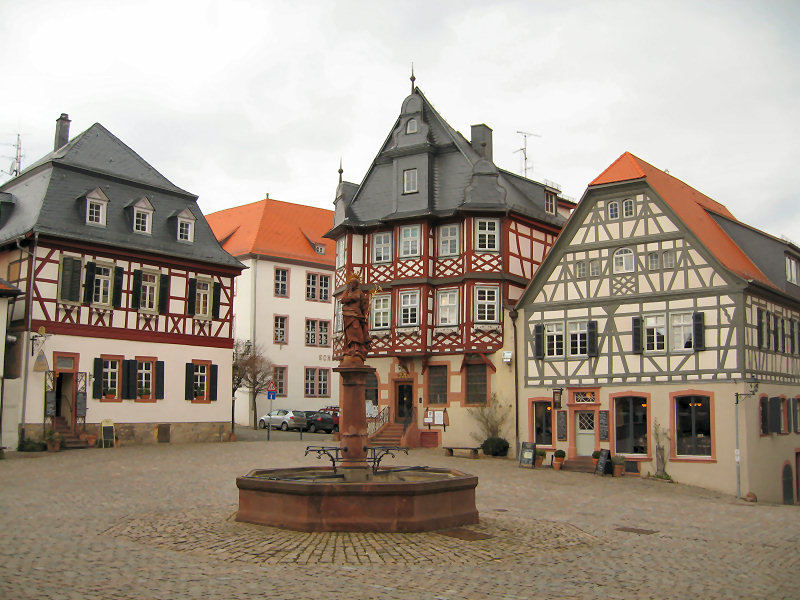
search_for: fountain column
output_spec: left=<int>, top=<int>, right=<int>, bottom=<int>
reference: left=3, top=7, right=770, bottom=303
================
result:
left=334, top=364, right=374, bottom=469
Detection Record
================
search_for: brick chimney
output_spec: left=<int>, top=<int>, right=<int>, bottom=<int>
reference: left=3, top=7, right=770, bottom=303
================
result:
left=54, top=113, right=71, bottom=151
left=470, top=124, right=493, bottom=162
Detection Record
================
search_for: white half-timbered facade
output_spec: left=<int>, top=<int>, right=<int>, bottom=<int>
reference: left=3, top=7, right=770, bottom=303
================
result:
left=517, top=152, right=800, bottom=504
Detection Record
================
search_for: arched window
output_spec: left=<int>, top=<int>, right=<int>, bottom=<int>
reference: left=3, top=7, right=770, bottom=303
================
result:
left=622, top=198, right=635, bottom=217
left=613, top=248, right=634, bottom=273
left=406, top=118, right=418, bottom=134
left=608, top=201, right=619, bottom=220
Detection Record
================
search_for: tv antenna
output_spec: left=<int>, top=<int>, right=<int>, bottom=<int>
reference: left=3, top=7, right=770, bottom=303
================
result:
left=514, top=130, right=541, bottom=178
left=1, top=134, right=23, bottom=178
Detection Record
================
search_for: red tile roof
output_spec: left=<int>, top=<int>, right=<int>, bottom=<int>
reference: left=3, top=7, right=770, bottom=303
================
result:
left=589, top=152, right=771, bottom=287
left=206, top=196, right=335, bottom=265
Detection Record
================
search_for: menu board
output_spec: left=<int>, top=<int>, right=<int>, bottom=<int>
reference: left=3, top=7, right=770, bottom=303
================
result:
left=557, top=410, right=567, bottom=441
left=598, top=410, right=609, bottom=441
left=519, top=441, right=536, bottom=468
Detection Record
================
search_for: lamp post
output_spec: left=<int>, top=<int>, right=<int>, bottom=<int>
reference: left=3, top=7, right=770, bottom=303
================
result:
left=734, top=377, right=759, bottom=499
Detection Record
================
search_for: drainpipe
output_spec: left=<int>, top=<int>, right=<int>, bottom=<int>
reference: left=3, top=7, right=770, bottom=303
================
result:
left=509, top=307, right=520, bottom=459
left=19, top=232, right=39, bottom=442
left=250, top=256, right=258, bottom=430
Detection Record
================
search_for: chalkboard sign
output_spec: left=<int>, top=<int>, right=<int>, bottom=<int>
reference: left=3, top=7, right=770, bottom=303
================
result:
left=75, top=392, right=87, bottom=418
left=557, top=410, right=567, bottom=441
left=595, top=448, right=612, bottom=475
left=519, top=442, right=536, bottom=468
left=45, top=391, right=56, bottom=417
left=598, top=410, right=609, bottom=442
left=101, top=424, right=115, bottom=448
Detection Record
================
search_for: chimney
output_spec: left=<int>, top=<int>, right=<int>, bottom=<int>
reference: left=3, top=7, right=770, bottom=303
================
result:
left=470, top=124, right=493, bottom=162
left=54, top=113, right=71, bottom=151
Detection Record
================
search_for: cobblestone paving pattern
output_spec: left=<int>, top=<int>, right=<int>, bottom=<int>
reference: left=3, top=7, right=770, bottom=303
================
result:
left=1, top=440, right=798, bottom=599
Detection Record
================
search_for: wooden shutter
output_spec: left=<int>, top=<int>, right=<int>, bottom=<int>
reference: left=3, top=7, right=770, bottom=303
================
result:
left=185, top=363, right=194, bottom=400
left=692, top=312, right=705, bottom=351
left=60, top=256, right=82, bottom=302
left=155, top=361, right=165, bottom=399
left=212, top=281, right=221, bottom=318
left=756, top=308, right=764, bottom=348
left=773, top=314, right=780, bottom=350
left=83, top=261, right=96, bottom=304
left=632, top=317, right=643, bottom=354
left=587, top=320, right=598, bottom=357
left=121, top=359, right=137, bottom=399
left=768, top=397, right=782, bottom=434
left=69, top=258, right=82, bottom=301
left=131, top=270, right=142, bottom=310
left=92, top=357, right=103, bottom=399
left=209, top=364, right=218, bottom=401
left=158, top=274, right=170, bottom=314
left=533, top=324, right=544, bottom=359
left=112, top=266, right=124, bottom=308
left=186, top=278, right=197, bottom=316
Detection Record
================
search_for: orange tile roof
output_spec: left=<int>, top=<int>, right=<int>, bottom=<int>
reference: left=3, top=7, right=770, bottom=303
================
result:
left=206, top=196, right=335, bottom=265
left=589, top=152, right=771, bottom=287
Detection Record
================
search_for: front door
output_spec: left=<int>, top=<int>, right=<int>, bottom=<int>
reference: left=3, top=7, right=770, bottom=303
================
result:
left=395, top=383, right=413, bottom=423
left=55, top=372, right=75, bottom=433
left=576, top=411, right=595, bottom=456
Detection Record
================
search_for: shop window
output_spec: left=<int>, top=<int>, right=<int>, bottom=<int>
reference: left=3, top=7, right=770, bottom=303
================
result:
left=674, top=395, right=712, bottom=456
left=533, top=401, right=553, bottom=446
left=614, top=396, right=648, bottom=454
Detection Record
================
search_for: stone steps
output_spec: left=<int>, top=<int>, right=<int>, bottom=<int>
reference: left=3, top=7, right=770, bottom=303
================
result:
left=562, top=457, right=596, bottom=473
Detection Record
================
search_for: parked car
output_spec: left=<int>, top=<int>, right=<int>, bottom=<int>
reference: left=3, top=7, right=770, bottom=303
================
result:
left=302, top=411, right=335, bottom=434
left=258, top=409, right=307, bottom=431
left=318, top=406, right=339, bottom=431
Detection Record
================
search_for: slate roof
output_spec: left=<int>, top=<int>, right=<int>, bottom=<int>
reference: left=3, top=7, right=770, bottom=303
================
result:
left=329, top=87, right=567, bottom=234
left=0, top=122, right=243, bottom=269
left=206, top=197, right=335, bottom=265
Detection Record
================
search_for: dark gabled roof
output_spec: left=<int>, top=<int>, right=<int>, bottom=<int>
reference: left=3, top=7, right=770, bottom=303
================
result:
left=0, top=122, right=243, bottom=270
left=330, top=87, right=567, bottom=234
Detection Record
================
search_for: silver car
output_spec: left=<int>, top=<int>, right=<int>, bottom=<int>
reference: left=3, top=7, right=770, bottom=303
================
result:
left=258, top=409, right=307, bottom=431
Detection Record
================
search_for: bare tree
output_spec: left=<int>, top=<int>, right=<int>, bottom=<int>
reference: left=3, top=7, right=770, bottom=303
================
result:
left=232, top=341, right=274, bottom=429
left=231, top=340, right=249, bottom=435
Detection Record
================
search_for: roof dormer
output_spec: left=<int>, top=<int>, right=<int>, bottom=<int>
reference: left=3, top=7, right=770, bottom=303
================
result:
left=131, top=196, right=154, bottom=235
left=84, top=187, right=111, bottom=227
left=175, top=207, right=196, bottom=243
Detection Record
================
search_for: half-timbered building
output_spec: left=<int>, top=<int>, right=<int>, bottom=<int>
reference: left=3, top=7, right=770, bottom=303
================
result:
left=517, top=151, right=800, bottom=503
left=0, top=114, right=243, bottom=449
left=326, top=85, right=572, bottom=447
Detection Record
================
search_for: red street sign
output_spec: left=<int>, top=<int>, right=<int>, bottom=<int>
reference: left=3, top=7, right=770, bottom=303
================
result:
left=266, top=381, right=277, bottom=393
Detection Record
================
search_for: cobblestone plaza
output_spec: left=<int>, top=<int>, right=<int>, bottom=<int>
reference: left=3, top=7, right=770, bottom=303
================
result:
left=1, top=440, right=797, bottom=599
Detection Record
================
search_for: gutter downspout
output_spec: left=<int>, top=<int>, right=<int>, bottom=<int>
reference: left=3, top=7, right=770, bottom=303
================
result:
left=19, top=232, right=39, bottom=442
left=250, top=256, right=258, bottom=430
left=509, top=307, right=520, bottom=459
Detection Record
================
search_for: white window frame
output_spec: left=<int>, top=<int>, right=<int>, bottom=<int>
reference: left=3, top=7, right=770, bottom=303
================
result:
left=372, top=231, right=392, bottom=263
left=177, top=218, right=194, bottom=242
left=336, top=237, right=346, bottom=269
left=545, top=192, right=556, bottom=215
left=87, top=199, right=107, bottom=226
left=274, top=315, right=287, bottom=344
left=645, top=314, right=666, bottom=352
left=406, top=119, right=418, bottom=134
left=670, top=312, right=694, bottom=351
left=613, top=248, right=635, bottom=273
left=403, top=168, right=418, bottom=194
left=93, top=264, right=113, bottom=306
left=647, top=252, right=660, bottom=271
left=274, top=268, right=288, bottom=297
left=195, top=279, right=211, bottom=318
left=438, top=224, right=459, bottom=257
left=399, top=225, right=420, bottom=258
left=575, top=261, right=587, bottom=278
left=137, top=360, right=153, bottom=399
left=436, top=289, right=458, bottom=326
left=399, top=290, right=419, bottom=326
left=787, top=255, right=800, bottom=285
left=545, top=323, right=564, bottom=358
left=608, top=201, right=620, bottom=220
left=371, top=295, right=391, bottom=329
left=622, top=198, right=635, bottom=218
left=474, top=286, right=499, bottom=323
left=102, top=359, right=120, bottom=397
left=589, top=259, right=601, bottom=277
left=568, top=321, right=589, bottom=356
left=193, top=363, right=208, bottom=400
left=475, top=218, right=499, bottom=252
left=133, top=207, right=152, bottom=234
left=662, top=250, right=676, bottom=269
left=140, top=271, right=158, bottom=313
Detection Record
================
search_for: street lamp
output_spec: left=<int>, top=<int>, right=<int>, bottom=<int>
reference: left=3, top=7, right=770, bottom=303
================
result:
left=552, top=387, right=564, bottom=410
left=734, top=376, right=759, bottom=499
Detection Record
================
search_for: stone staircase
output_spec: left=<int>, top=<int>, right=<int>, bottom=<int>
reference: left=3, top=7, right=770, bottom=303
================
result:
left=53, top=417, right=89, bottom=450
left=561, top=456, right=596, bottom=473
left=369, top=423, right=404, bottom=447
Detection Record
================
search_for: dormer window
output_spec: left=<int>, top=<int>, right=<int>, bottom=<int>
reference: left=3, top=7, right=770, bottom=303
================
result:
left=175, top=207, right=196, bottom=243
left=403, top=168, right=418, bottom=194
left=545, top=191, right=556, bottom=215
left=132, top=197, right=154, bottom=235
left=85, top=188, right=109, bottom=227
left=406, top=119, right=418, bottom=134
left=313, top=243, right=325, bottom=255
left=787, top=255, right=800, bottom=285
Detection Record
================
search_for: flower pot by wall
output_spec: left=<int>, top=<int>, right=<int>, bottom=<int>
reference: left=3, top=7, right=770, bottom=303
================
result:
left=534, top=455, right=544, bottom=468
left=553, top=457, right=564, bottom=471
left=613, top=464, right=625, bottom=477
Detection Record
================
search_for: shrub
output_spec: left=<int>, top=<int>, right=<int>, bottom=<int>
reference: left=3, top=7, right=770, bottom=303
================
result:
left=611, top=454, right=626, bottom=465
left=481, top=436, right=509, bottom=456
left=554, top=449, right=566, bottom=458
left=17, top=439, right=46, bottom=452
left=468, top=394, right=511, bottom=443
left=535, top=449, right=547, bottom=457
left=592, top=450, right=601, bottom=459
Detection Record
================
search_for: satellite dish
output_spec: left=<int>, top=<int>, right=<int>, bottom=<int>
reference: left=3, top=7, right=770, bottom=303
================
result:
left=37, top=326, right=46, bottom=336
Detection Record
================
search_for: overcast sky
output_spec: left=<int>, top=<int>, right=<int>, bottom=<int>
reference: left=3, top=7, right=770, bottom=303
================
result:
left=1, top=0, right=798, bottom=241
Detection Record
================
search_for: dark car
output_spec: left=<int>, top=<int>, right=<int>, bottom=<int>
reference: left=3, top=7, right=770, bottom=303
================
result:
left=318, top=406, right=340, bottom=431
left=303, top=411, right=335, bottom=434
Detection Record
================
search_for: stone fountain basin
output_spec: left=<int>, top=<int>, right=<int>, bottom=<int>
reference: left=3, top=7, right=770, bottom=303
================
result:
left=236, top=466, right=479, bottom=532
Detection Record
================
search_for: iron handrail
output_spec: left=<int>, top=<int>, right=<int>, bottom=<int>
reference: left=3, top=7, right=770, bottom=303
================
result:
left=367, top=404, right=389, bottom=437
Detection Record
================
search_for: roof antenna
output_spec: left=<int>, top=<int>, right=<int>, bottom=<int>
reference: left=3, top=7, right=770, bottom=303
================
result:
left=514, top=130, right=541, bottom=178
left=338, top=157, right=343, bottom=184
left=410, top=62, right=416, bottom=93
left=1, top=134, right=23, bottom=177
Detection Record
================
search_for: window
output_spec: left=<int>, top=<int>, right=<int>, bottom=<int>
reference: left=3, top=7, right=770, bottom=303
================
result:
left=670, top=313, right=693, bottom=351
left=336, top=237, right=346, bottom=269
left=761, top=396, right=784, bottom=435
left=475, top=286, right=498, bottom=323
left=399, top=225, right=420, bottom=258
left=399, top=290, right=419, bottom=326
left=465, top=364, right=487, bottom=405
left=545, top=192, right=556, bottom=215
left=306, top=273, right=330, bottom=301
left=274, top=268, right=288, bottom=297
left=613, top=248, right=634, bottom=273
left=93, top=265, right=113, bottom=305
left=134, top=208, right=151, bottom=234
left=312, top=243, right=325, bottom=255
left=372, top=295, right=390, bottom=329
left=273, top=366, right=286, bottom=396
left=177, top=219, right=194, bottom=242
left=568, top=321, right=588, bottom=356
left=645, top=315, right=666, bottom=351
left=437, top=289, right=458, bottom=326
left=647, top=252, right=659, bottom=271
left=615, top=396, right=648, bottom=454
left=372, top=231, right=392, bottom=263
left=403, top=168, right=418, bottom=193
left=545, top=323, right=564, bottom=357
left=59, top=256, right=82, bottom=303
left=622, top=198, right=634, bottom=218
left=274, top=315, right=287, bottom=343
left=305, top=319, right=330, bottom=346
left=475, top=219, right=499, bottom=251
left=675, top=395, right=712, bottom=456
left=787, top=256, right=799, bottom=285
left=137, top=360, right=154, bottom=399
left=428, top=365, right=447, bottom=404
left=406, top=118, right=418, bottom=134
left=304, top=368, right=330, bottom=397
left=589, top=259, right=601, bottom=277
left=195, top=281, right=211, bottom=317
left=102, top=359, right=120, bottom=398
left=608, top=201, right=619, bottom=220
left=575, top=261, right=587, bottom=278
left=533, top=401, right=553, bottom=446
left=87, top=200, right=105, bottom=225
left=438, top=224, right=459, bottom=257
left=193, top=363, right=208, bottom=400
left=662, top=250, right=676, bottom=269
left=334, top=300, right=343, bottom=332
left=140, top=273, right=158, bottom=312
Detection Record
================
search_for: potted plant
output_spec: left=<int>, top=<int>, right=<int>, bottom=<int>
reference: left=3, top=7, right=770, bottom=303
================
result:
left=611, top=454, right=626, bottom=477
left=103, top=387, right=115, bottom=399
left=138, top=386, right=151, bottom=400
left=553, top=449, right=566, bottom=470
left=592, top=450, right=601, bottom=468
left=193, top=385, right=204, bottom=400
left=534, top=449, right=546, bottom=467
left=44, top=429, right=63, bottom=452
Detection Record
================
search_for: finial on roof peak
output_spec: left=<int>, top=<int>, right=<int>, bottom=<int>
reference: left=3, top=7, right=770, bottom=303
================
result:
left=410, top=62, right=416, bottom=93
left=338, top=157, right=343, bottom=184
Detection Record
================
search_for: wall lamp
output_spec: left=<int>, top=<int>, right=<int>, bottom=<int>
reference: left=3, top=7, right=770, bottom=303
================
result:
left=552, top=387, right=564, bottom=409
